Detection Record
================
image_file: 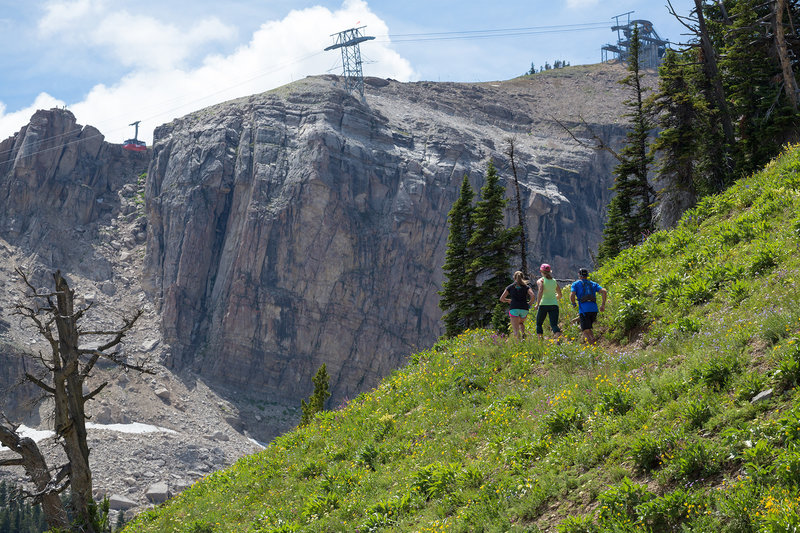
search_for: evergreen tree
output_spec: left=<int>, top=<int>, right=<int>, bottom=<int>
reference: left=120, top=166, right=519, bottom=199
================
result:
left=655, top=0, right=800, bottom=206
left=300, top=364, right=331, bottom=426
left=467, top=160, right=521, bottom=327
left=490, top=300, right=510, bottom=336
left=719, top=0, right=799, bottom=178
left=650, top=48, right=703, bottom=216
left=438, top=175, right=477, bottom=337
left=599, top=24, right=655, bottom=262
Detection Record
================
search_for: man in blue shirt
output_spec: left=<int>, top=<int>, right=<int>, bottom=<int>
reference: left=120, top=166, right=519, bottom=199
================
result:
left=570, top=268, right=608, bottom=344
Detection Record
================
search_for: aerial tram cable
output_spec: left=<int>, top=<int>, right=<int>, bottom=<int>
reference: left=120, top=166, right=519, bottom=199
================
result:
left=1, top=20, right=615, bottom=166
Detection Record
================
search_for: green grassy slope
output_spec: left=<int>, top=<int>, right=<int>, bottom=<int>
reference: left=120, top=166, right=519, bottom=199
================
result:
left=125, top=145, right=800, bottom=532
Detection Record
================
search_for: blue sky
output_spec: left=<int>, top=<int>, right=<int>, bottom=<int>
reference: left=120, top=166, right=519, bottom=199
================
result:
left=0, top=0, right=693, bottom=144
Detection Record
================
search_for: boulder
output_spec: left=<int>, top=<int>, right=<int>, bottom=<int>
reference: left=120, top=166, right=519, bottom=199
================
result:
left=145, top=482, right=170, bottom=504
left=108, top=494, right=138, bottom=510
left=154, top=387, right=171, bottom=400
left=751, top=388, right=774, bottom=404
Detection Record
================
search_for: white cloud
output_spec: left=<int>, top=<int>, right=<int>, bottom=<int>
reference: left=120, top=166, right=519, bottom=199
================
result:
left=0, top=93, right=66, bottom=142
left=0, top=0, right=414, bottom=145
left=39, top=0, right=237, bottom=70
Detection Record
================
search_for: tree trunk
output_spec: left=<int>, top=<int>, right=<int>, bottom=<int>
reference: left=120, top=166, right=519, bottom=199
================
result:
left=773, top=0, right=799, bottom=111
left=694, top=0, right=736, bottom=155
left=52, top=271, right=96, bottom=532
left=0, top=427, right=69, bottom=530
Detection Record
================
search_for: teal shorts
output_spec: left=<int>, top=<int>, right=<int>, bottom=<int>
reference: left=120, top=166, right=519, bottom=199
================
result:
left=509, top=309, right=529, bottom=318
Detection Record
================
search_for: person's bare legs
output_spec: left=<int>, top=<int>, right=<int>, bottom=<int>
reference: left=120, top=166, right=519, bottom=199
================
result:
left=510, top=315, right=523, bottom=340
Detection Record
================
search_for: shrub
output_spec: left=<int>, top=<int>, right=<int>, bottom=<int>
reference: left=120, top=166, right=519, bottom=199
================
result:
left=758, top=487, right=800, bottom=532
left=719, top=222, right=742, bottom=246
left=544, top=406, right=584, bottom=434
left=630, top=433, right=673, bottom=472
left=692, top=355, right=740, bottom=391
left=358, top=443, right=381, bottom=471
left=654, top=272, right=684, bottom=303
left=300, top=492, right=339, bottom=520
left=728, top=279, right=749, bottom=304
left=760, top=314, right=798, bottom=345
left=362, top=493, right=413, bottom=531
left=453, top=371, right=489, bottom=392
left=297, top=460, right=326, bottom=479
left=618, top=280, right=649, bottom=300
left=742, top=439, right=777, bottom=484
left=735, top=371, right=768, bottom=402
left=638, top=488, right=695, bottom=532
left=597, top=478, right=652, bottom=524
left=749, top=245, right=779, bottom=275
left=508, top=439, right=550, bottom=470
left=683, top=397, right=713, bottom=429
left=774, top=447, right=800, bottom=486
left=715, top=478, right=760, bottom=533
left=779, top=408, right=800, bottom=444
left=674, top=316, right=701, bottom=334
left=557, top=514, right=598, bottom=533
left=684, top=278, right=714, bottom=305
left=596, top=386, right=635, bottom=416
left=773, top=354, right=800, bottom=392
left=412, top=463, right=460, bottom=500
left=673, top=440, right=720, bottom=481
left=613, top=299, right=648, bottom=334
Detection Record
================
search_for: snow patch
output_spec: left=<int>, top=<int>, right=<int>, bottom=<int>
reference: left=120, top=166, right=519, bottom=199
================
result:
left=86, top=422, right=178, bottom=434
left=0, top=422, right=177, bottom=450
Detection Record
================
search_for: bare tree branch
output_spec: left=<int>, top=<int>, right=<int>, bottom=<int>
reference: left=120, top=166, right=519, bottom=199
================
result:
left=83, top=382, right=108, bottom=403
left=25, top=372, right=56, bottom=394
left=79, top=350, right=155, bottom=374
left=551, top=114, right=622, bottom=161
left=667, top=0, right=700, bottom=32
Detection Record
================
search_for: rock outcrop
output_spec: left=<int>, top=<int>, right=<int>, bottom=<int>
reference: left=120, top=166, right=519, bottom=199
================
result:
left=144, top=64, right=640, bottom=403
left=0, top=108, right=149, bottom=276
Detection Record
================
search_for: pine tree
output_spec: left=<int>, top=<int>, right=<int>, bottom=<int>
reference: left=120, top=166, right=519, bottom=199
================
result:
left=114, top=509, right=126, bottom=532
left=720, top=0, right=798, bottom=178
left=657, top=0, right=800, bottom=203
left=650, top=48, right=703, bottom=218
left=598, top=24, right=655, bottom=262
left=467, top=160, right=521, bottom=327
left=438, top=175, right=477, bottom=337
left=300, top=364, right=331, bottom=426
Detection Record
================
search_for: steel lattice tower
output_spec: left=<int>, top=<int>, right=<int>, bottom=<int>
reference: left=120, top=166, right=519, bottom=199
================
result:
left=601, top=12, right=669, bottom=69
left=324, top=26, right=375, bottom=98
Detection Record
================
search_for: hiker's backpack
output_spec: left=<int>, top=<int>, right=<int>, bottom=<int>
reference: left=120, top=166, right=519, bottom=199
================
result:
left=576, top=280, right=597, bottom=304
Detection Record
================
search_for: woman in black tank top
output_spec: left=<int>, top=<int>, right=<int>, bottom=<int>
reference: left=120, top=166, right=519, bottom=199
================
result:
left=499, top=271, right=535, bottom=340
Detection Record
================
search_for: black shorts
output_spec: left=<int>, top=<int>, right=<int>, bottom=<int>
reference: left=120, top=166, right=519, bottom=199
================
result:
left=579, top=312, right=598, bottom=331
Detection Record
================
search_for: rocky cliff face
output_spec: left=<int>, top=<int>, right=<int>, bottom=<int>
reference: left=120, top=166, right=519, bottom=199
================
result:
left=0, top=111, right=266, bottom=510
left=144, top=63, right=638, bottom=403
left=0, top=108, right=149, bottom=275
